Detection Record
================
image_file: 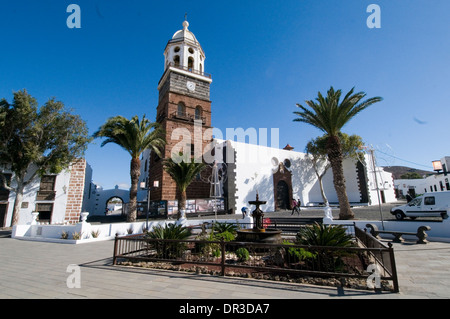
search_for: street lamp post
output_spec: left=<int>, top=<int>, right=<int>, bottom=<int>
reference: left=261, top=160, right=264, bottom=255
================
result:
left=210, top=161, right=222, bottom=221
left=140, top=180, right=159, bottom=231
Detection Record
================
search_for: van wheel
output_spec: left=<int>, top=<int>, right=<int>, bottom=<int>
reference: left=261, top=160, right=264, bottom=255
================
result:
left=394, top=210, right=405, bottom=220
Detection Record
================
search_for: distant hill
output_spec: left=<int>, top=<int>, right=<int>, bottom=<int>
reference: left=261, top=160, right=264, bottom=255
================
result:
left=382, top=166, right=434, bottom=180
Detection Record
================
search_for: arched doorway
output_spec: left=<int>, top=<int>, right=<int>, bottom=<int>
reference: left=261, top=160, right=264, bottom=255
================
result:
left=105, top=197, right=124, bottom=216
left=273, top=161, right=293, bottom=211
left=276, top=181, right=290, bottom=210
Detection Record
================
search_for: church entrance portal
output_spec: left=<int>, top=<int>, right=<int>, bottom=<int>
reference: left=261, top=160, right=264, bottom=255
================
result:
left=273, top=162, right=293, bottom=211
left=276, top=181, right=290, bottom=210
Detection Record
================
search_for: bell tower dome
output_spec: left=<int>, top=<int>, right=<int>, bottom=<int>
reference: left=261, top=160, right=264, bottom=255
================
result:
left=164, top=19, right=206, bottom=75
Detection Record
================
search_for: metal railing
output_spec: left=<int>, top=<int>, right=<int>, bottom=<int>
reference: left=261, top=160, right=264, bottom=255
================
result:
left=170, top=111, right=206, bottom=124
left=36, top=190, right=56, bottom=201
left=167, top=62, right=211, bottom=78
left=113, top=225, right=399, bottom=292
left=354, top=225, right=399, bottom=292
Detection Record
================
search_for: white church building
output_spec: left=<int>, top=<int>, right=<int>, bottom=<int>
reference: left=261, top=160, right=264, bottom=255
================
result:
left=211, top=139, right=396, bottom=214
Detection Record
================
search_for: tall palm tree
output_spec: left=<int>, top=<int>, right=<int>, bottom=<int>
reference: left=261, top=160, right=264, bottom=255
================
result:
left=93, top=115, right=165, bottom=222
left=306, top=133, right=365, bottom=208
left=294, top=87, right=382, bottom=219
left=163, top=155, right=206, bottom=220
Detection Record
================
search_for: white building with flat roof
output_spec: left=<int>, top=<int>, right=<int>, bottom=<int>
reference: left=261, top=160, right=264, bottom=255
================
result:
left=394, top=156, right=450, bottom=197
left=212, top=139, right=396, bottom=213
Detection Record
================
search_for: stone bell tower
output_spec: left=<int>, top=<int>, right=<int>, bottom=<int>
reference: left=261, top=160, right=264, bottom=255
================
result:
left=148, top=19, right=213, bottom=203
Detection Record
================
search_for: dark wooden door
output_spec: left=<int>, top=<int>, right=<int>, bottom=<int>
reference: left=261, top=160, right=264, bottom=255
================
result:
left=276, top=181, right=290, bottom=210
left=0, top=204, right=7, bottom=228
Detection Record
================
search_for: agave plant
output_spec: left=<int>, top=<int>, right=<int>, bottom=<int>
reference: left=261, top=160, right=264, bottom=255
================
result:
left=212, top=222, right=238, bottom=234
left=296, top=222, right=353, bottom=247
left=147, top=223, right=191, bottom=240
left=146, top=223, right=191, bottom=258
left=296, top=223, right=354, bottom=272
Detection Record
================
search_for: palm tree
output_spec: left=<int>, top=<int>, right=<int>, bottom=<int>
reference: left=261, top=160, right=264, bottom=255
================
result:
left=306, top=133, right=365, bottom=207
left=163, top=155, right=206, bottom=220
left=294, top=87, right=382, bottom=219
left=93, top=115, right=165, bottom=222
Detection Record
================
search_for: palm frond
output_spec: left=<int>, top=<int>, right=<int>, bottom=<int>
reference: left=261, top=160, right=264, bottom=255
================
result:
left=293, top=86, right=382, bottom=136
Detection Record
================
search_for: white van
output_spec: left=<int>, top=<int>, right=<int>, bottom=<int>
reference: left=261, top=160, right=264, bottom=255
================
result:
left=391, top=191, right=450, bottom=220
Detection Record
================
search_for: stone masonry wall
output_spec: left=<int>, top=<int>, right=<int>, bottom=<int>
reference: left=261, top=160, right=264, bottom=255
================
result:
left=64, top=159, right=87, bottom=224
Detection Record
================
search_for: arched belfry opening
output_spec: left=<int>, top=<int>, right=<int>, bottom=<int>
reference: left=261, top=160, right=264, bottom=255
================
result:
left=188, top=57, right=194, bottom=71
left=173, top=55, right=180, bottom=67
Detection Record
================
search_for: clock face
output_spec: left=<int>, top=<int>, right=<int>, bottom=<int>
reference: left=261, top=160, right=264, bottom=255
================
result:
left=187, top=81, right=196, bottom=92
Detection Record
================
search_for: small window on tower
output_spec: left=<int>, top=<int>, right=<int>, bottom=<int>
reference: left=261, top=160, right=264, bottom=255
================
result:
left=195, top=106, right=202, bottom=120
left=188, top=47, right=194, bottom=54
left=174, top=46, right=180, bottom=53
left=177, top=102, right=186, bottom=117
left=188, top=57, right=194, bottom=71
left=174, top=55, right=180, bottom=67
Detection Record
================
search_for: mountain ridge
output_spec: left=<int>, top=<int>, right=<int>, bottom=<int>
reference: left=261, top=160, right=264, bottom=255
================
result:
left=382, top=166, right=434, bottom=179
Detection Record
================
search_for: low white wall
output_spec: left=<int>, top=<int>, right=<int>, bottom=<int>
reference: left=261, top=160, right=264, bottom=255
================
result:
left=11, top=216, right=253, bottom=244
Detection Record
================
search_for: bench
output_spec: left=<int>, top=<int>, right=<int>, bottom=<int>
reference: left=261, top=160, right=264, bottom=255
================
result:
left=365, top=223, right=431, bottom=244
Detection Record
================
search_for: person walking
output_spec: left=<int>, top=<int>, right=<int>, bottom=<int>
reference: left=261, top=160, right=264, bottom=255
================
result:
left=241, top=207, right=248, bottom=219
left=296, top=199, right=301, bottom=214
left=291, top=199, right=301, bottom=216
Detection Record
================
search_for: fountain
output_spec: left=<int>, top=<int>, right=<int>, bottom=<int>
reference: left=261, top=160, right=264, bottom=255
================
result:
left=236, top=194, right=282, bottom=243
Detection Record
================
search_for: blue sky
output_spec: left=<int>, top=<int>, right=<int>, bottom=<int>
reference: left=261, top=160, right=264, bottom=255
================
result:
left=1, top=1, right=449, bottom=189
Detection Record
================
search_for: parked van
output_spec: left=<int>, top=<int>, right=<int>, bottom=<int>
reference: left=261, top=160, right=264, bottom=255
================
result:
left=391, top=191, right=450, bottom=220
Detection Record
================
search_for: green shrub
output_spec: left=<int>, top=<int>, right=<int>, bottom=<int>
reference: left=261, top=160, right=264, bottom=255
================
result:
left=147, top=223, right=191, bottom=240
left=282, top=240, right=315, bottom=263
left=213, top=230, right=236, bottom=242
left=91, top=229, right=101, bottom=238
left=295, top=223, right=353, bottom=247
left=295, top=223, right=354, bottom=272
left=72, top=231, right=83, bottom=240
left=145, top=224, right=191, bottom=258
left=235, top=247, right=249, bottom=262
left=213, top=222, right=238, bottom=234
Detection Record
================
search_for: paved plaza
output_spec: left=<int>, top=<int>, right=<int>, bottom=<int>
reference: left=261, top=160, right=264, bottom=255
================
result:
left=1, top=226, right=450, bottom=300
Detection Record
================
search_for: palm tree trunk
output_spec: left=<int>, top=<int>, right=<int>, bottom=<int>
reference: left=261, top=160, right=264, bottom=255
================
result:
left=327, top=135, right=354, bottom=219
left=128, top=157, right=141, bottom=222
left=178, top=190, right=187, bottom=220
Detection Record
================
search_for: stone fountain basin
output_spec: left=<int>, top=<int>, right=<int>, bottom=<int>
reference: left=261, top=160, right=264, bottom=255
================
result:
left=236, top=228, right=282, bottom=244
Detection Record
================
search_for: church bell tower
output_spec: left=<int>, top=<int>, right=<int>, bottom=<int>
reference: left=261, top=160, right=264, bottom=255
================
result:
left=148, top=19, right=213, bottom=205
